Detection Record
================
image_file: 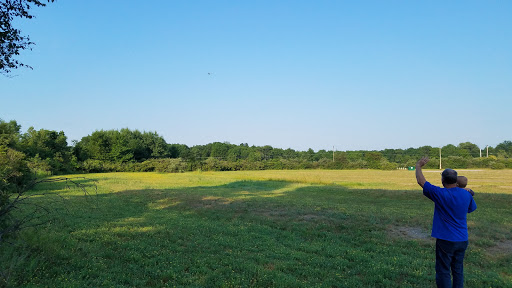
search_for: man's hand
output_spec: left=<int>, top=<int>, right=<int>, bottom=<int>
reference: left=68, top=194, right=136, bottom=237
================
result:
left=416, top=156, right=429, bottom=168
left=415, top=157, right=428, bottom=188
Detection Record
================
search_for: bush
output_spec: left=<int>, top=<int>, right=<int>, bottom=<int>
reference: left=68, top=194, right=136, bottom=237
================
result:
left=503, top=159, right=512, bottom=168
left=72, top=153, right=512, bottom=173
left=79, top=159, right=123, bottom=173
left=347, top=159, right=368, bottom=169
left=1, top=147, right=34, bottom=243
left=443, top=156, right=470, bottom=169
left=490, top=162, right=506, bottom=169
left=27, top=155, right=52, bottom=177
left=380, top=160, right=398, bottom=170
left=264, top=159, right=285, bottom=170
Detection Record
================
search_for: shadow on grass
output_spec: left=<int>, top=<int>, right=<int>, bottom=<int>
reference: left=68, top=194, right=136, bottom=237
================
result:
left=22, top=178, right=512, bottom=250
left=28, top=176, right=100, bottom=193
left=7, top=179, right=512, bottom=287
left=45, top=179, right=512, bottom=245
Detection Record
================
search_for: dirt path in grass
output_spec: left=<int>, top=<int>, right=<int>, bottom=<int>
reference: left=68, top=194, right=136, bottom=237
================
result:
left=388, top=226, right=431, bottom=241
left=486, top=240, right=512, bottom=255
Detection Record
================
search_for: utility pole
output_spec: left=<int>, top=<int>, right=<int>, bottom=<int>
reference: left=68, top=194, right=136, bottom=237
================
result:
left=480, top=148, right=482, bottom=158
left=439, top=147, right=442, bottom=170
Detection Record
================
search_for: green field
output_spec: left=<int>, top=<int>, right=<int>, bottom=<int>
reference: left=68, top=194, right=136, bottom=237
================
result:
left=2, top=170, right=511, bottom=287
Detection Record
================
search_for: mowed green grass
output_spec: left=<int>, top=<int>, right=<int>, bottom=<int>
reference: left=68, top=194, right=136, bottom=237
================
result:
left=2, top=169, right=511, bottom=287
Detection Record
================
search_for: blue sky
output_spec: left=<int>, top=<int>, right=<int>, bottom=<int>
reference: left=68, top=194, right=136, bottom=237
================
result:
left=1, top=0, right=511, bottom=151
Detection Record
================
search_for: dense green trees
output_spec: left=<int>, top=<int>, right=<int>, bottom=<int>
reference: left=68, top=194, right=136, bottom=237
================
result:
left=0, top=119, right=21, bottom=147
left=74, top=129, right=168, bottom=163
left=0, top=119, right=75, bottom=176
left=495, top=141, right=512, bottom=158
left=20, top=127, right=74, bottom=174
left=1, top=118, right=512, bottom=175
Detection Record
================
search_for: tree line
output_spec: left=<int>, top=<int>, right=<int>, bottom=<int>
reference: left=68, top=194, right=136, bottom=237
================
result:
left=2, top=119, right=512, bottom=177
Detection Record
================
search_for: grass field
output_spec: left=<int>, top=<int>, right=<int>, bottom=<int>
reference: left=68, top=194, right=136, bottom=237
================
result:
left=2, top=169, right=511, bottom=287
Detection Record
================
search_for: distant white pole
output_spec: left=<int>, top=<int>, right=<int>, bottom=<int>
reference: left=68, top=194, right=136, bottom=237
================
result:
left=480, top=148, right=482, bottom=158
left=439, top=147, right=442, bottom=170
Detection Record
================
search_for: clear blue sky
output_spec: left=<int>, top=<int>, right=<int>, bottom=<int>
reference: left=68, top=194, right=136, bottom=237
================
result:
left=1, top=0, right=511, bottom=151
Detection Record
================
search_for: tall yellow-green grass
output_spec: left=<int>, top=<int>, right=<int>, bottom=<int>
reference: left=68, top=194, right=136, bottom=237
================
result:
left=65, top=169, right=512, bottom=194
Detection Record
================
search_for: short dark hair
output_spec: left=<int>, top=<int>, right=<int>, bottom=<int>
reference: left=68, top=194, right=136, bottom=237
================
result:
left=442, top=169, right=458, bottom=184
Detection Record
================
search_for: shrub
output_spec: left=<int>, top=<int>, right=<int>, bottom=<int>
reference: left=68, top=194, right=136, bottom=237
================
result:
left=443, top=156, right=470, bottom=169
left=490, top=162, right=506, bottom=169
left=27, top=155, right=52, bottom=177
left=502, top=159, right=512, bottom=168
left=347, top=159, right=368, bottom=169
left=380, top=160, right=398, bottom=170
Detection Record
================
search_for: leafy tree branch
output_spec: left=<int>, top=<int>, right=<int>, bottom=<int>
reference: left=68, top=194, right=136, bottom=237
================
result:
left=0, top=0, right=54, bottom=75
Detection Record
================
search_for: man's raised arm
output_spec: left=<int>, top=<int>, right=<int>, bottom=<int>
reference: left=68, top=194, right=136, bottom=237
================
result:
left=415, top=157, right=429, bottom=188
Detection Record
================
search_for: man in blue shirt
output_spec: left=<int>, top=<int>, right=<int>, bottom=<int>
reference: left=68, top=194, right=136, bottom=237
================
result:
left=415, top=157, right=477, bottom=288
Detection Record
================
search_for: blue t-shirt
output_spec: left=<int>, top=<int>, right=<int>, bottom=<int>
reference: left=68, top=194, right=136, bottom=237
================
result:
left=423, top=181, right=477, bottom=241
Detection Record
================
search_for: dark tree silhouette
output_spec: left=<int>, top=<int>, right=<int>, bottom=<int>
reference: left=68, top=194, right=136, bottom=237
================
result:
left=0, top=0, right=54, bottom=75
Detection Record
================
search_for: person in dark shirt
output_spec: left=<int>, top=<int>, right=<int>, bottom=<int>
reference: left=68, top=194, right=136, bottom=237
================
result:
left=415, top=157, right=477, bottom=288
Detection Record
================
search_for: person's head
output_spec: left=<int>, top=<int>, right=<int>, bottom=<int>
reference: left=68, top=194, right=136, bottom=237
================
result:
left=441, top=169, right=458, bottom=187
left=457, top=176, right=468, bottom=188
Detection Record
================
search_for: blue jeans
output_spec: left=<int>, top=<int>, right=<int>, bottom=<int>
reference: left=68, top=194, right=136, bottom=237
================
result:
left=435, top=239, right=469, bottom=288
